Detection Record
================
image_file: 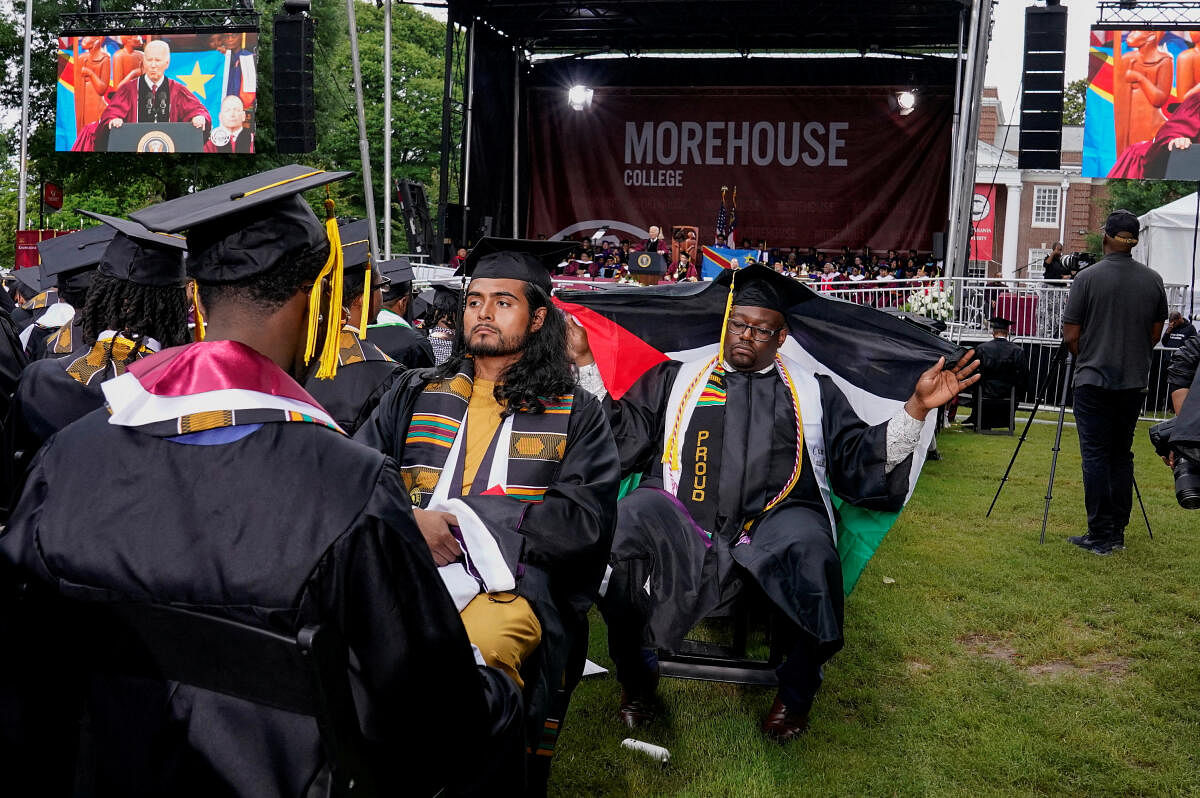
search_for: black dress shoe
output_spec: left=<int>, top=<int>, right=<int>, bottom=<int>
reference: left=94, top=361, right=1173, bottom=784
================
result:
left=760, top=696, right=810, bottom=742
left=617, top=672, right=660, bottom=728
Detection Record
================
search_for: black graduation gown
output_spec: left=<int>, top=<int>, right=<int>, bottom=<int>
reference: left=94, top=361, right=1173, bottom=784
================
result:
left=0, top=412, right=524, bottom=797
left=365, top=323, right=435, bottom=369
left=355, top=369, right=619, bottom=743
left=965, top=337, right=1028, bottom=429
left=604, top=360, right=911, bottom=651
left=303, top=336, right=403, bottom=436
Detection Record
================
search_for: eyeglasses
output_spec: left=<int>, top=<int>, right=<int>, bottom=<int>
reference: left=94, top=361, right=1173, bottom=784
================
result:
left=726, top=318, right=781, bottom=342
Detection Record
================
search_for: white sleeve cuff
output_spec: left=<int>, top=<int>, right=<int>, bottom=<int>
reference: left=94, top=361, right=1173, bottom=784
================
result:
left=885, top=408, right=925, bottom=473
left=576, top=362, right=608, bottom=399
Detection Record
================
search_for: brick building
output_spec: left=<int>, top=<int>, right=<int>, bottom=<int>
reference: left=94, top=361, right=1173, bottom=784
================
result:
left=970, top=88, right=1109, bottom=280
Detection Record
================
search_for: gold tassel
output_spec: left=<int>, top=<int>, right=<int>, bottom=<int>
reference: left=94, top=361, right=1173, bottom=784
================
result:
left=304, top=196, right=345, bottom=379
left=189, top=280, right=206, bottom=342
left=357, top=266, right=371, bottom=338
left=715, top=264, right=739, bottom=367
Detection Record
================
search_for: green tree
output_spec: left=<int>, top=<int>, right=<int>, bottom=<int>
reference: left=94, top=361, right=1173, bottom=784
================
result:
left=1063, top=78, right=1087, bottom=126
left=1104, top=178, right=1195, bottom=217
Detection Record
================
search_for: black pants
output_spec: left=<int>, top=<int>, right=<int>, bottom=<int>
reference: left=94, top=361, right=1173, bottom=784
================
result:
left=1073, top=385, right=1144, bottom=539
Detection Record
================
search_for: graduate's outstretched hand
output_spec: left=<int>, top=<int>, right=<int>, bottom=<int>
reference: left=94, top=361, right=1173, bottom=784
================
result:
left=412, top=508, right=463, bottom=567
left=905, top=350, right=981, bottom=420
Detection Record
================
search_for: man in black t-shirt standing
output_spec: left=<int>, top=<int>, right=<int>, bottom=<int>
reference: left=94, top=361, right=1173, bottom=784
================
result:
left=1043, top=242, right=1067, bottom=281
left=1062, top=211, right=1168, bottom=554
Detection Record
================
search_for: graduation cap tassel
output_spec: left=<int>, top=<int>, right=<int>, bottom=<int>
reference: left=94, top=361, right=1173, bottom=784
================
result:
left=314, top=197, right=345, bottom=379
left=189, top=280, right=206, bottom=342
left=357, top=266, right=371, bottom=338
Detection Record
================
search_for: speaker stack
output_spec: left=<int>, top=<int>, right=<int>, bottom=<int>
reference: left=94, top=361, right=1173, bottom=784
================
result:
left=273, top=11, right=316, bottom=154
left=1018, top=3, right=1068, bottom=170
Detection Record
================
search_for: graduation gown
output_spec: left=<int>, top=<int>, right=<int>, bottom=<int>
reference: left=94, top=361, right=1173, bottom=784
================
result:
left=355, top=367, right=619, bottom=742
left=303, top=329, right=403, bottom=436
left=604, top=360, right=911, bottom=651
left=0, top=342, right=523, bottom=797
left=965, top=337, right=1028, bottom=429
left=364, top=315, right=434, bottom=369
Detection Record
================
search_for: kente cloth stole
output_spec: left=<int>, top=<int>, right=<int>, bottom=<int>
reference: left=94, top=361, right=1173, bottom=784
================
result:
left=65, top=335, right=148, bottom=386
left=337, top=326, right=394, bottom=365
left=400, top=369, right=574, bottom=507
left=672, top=355, right=806, bottom=538
left=50, top=324, right=73, bottom=355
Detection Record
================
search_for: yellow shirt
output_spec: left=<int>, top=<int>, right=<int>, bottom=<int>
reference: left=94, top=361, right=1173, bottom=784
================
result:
left=462, top=378, right=504, bottom=494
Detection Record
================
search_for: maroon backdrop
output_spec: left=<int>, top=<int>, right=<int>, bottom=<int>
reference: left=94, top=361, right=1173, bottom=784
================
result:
left=527, top=86, right=952, bottom=250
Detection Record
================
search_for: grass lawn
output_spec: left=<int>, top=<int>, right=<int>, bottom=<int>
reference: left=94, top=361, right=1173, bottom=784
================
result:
left=548, top=420, right=1200, bottom=797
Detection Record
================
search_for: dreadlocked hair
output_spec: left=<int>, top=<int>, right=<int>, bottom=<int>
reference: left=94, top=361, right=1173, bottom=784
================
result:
left=422, top=287, right=460, bottom=331
left=198, top=241, right=331, bottom=314
left=436, top=282, right=574, bottom=415
left=80, top=272, right=191, bottom=348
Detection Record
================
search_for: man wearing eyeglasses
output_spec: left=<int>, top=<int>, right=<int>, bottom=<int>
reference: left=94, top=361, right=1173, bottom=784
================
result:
left=304, top=221, right=404, bottom=435
left=569, top=265, right=977, bottom=742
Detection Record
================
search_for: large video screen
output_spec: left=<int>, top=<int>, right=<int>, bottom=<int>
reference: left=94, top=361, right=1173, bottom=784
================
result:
left=56, top=31, right=257, bottom=154
left=1083, top=28, right=1200, bottom=179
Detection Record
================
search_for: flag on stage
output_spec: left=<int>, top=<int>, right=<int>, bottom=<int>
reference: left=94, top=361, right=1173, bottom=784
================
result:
left=728, top=186, right=738, bottom=248
left=555, top=274, right=964, bottom=593
left=698, top=246, right=759, bottom=279
left=714, top=187, right=728, bottom=243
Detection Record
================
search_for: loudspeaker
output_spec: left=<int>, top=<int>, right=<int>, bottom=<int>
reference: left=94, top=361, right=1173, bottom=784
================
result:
left=273, top=13, right=316, bottom=154
left=397, top=180, right=434, bottom=256
left=1018, top=5, right=1067, bottom=170
left=932, top=231, right=945, bottom=261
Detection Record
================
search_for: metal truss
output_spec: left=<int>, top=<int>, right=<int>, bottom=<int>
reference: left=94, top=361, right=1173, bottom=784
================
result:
left=60, top=9, right=260, bottom=36
left=1096, top=1, right=1200, bottom=29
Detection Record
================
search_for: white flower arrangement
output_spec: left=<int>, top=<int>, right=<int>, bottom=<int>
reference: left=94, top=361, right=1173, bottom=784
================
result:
left=905, top=285, right=954, bottom=322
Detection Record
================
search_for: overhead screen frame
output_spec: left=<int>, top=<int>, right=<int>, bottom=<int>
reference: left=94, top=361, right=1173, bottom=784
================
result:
left=60, top=9, right=260, bottom=37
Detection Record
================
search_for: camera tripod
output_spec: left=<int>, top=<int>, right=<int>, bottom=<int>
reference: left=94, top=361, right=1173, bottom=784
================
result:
left=986, top=341, right=1153, bottom=544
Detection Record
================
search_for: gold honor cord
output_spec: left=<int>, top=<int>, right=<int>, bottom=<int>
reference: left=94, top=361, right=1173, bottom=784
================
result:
left=358, top=267, right=371, bottom=338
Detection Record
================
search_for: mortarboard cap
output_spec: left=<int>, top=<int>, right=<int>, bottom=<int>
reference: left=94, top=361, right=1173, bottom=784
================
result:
left=720, top=263, right=812, bottom=314
left=989, top=315, right=1013, bottom=330
left=339, top=219, right=372, bottom=273
left=378, top=256, right=414, bottom=284
left=462, top=237, right=578, bottom=293
left=12, top=266, right=46, bottom=297
left=78, top=210, right=188, bottom=288
left=38, top=226, right=114, bottom=292
left=129, top=165, right=352, bottom=283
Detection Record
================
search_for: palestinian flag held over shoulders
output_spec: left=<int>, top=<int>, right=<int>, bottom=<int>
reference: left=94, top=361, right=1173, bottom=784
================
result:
left=554, top=267, right=966, bottom=593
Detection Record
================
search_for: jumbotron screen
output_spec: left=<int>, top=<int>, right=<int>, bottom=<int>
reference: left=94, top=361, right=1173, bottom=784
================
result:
left=1084, top=28, right=1200, bottom=179
left=56, top=31, right=258, bottom=154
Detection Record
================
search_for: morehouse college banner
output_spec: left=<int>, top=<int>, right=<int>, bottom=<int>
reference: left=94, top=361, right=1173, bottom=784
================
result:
left=527, top=86, right=952, bottom=250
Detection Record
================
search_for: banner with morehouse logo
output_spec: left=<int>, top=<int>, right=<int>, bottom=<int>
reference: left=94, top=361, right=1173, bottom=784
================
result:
left=526, top=86, right=951, bottom=250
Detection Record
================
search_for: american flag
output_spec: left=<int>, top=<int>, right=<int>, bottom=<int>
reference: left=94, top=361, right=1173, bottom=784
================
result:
left=714, top=188, right=728, bottom=243
left=728, top=188, right=737, bottom=248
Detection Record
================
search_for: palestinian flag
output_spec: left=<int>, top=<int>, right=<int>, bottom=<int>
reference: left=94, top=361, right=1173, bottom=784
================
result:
left=555, top=272, right=965, bottom=593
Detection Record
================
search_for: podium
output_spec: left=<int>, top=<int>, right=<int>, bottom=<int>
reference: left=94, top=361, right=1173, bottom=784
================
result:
left=628, top=251, right=666, bottom=286
left=1146, top=144, right=1200, bottom=180
left=994, top=293, right=1038, bottom=336
left=105, top=122, right=206, bottom=153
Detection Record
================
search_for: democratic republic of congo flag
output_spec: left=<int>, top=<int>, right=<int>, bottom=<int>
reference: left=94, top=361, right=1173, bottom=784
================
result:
left=554, top=271, right=964, bottom=593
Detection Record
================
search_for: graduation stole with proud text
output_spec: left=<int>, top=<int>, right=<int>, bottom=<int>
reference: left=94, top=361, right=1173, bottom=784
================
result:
left=666, top=354, right=806, bottom=537
left=400, top=365, right=574, bottom=507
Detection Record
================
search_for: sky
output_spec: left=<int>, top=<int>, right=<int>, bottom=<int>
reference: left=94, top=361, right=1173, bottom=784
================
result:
left=985, top=0, right=1099, bottom=125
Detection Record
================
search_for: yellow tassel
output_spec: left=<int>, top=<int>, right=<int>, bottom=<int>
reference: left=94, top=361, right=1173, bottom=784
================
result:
left=304, top=197, right=345, bottom=379
left=189, top=280, right=206, bottom=342
left=716, top=264, right=739, bottom=366
left=357, top=266, right=371, bottom=338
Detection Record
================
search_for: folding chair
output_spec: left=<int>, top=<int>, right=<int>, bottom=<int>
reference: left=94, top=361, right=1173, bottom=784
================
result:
left=655, top=579, right=791, bottom=687
left=968, top=383, right=1016, bottom=436
left=8, top=579, right=389, bottom=798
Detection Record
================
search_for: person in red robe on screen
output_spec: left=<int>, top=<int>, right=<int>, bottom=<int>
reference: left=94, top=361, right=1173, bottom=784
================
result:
left=1109, top=86, right=1200, bottom=178
left=202, top=95, right=254, bottom=153
left=96, top=39, right=209, bottom=149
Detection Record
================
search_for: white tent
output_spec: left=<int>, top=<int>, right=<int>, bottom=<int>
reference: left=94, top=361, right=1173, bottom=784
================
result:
left=1134, top=192, right=1200, bottom=288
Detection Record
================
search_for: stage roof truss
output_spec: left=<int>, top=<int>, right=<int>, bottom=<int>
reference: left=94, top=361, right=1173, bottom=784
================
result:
left=450, top=0, right=969, bottom=54
left=60, top=8, right=260, bottom=36
left=1096, top=1, right=1200, bottom=29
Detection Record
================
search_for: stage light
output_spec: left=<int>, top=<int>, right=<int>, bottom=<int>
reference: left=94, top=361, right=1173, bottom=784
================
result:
left=568, top=84, right=594, bottom=111
left=896, top=90, right=917, bottom=114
